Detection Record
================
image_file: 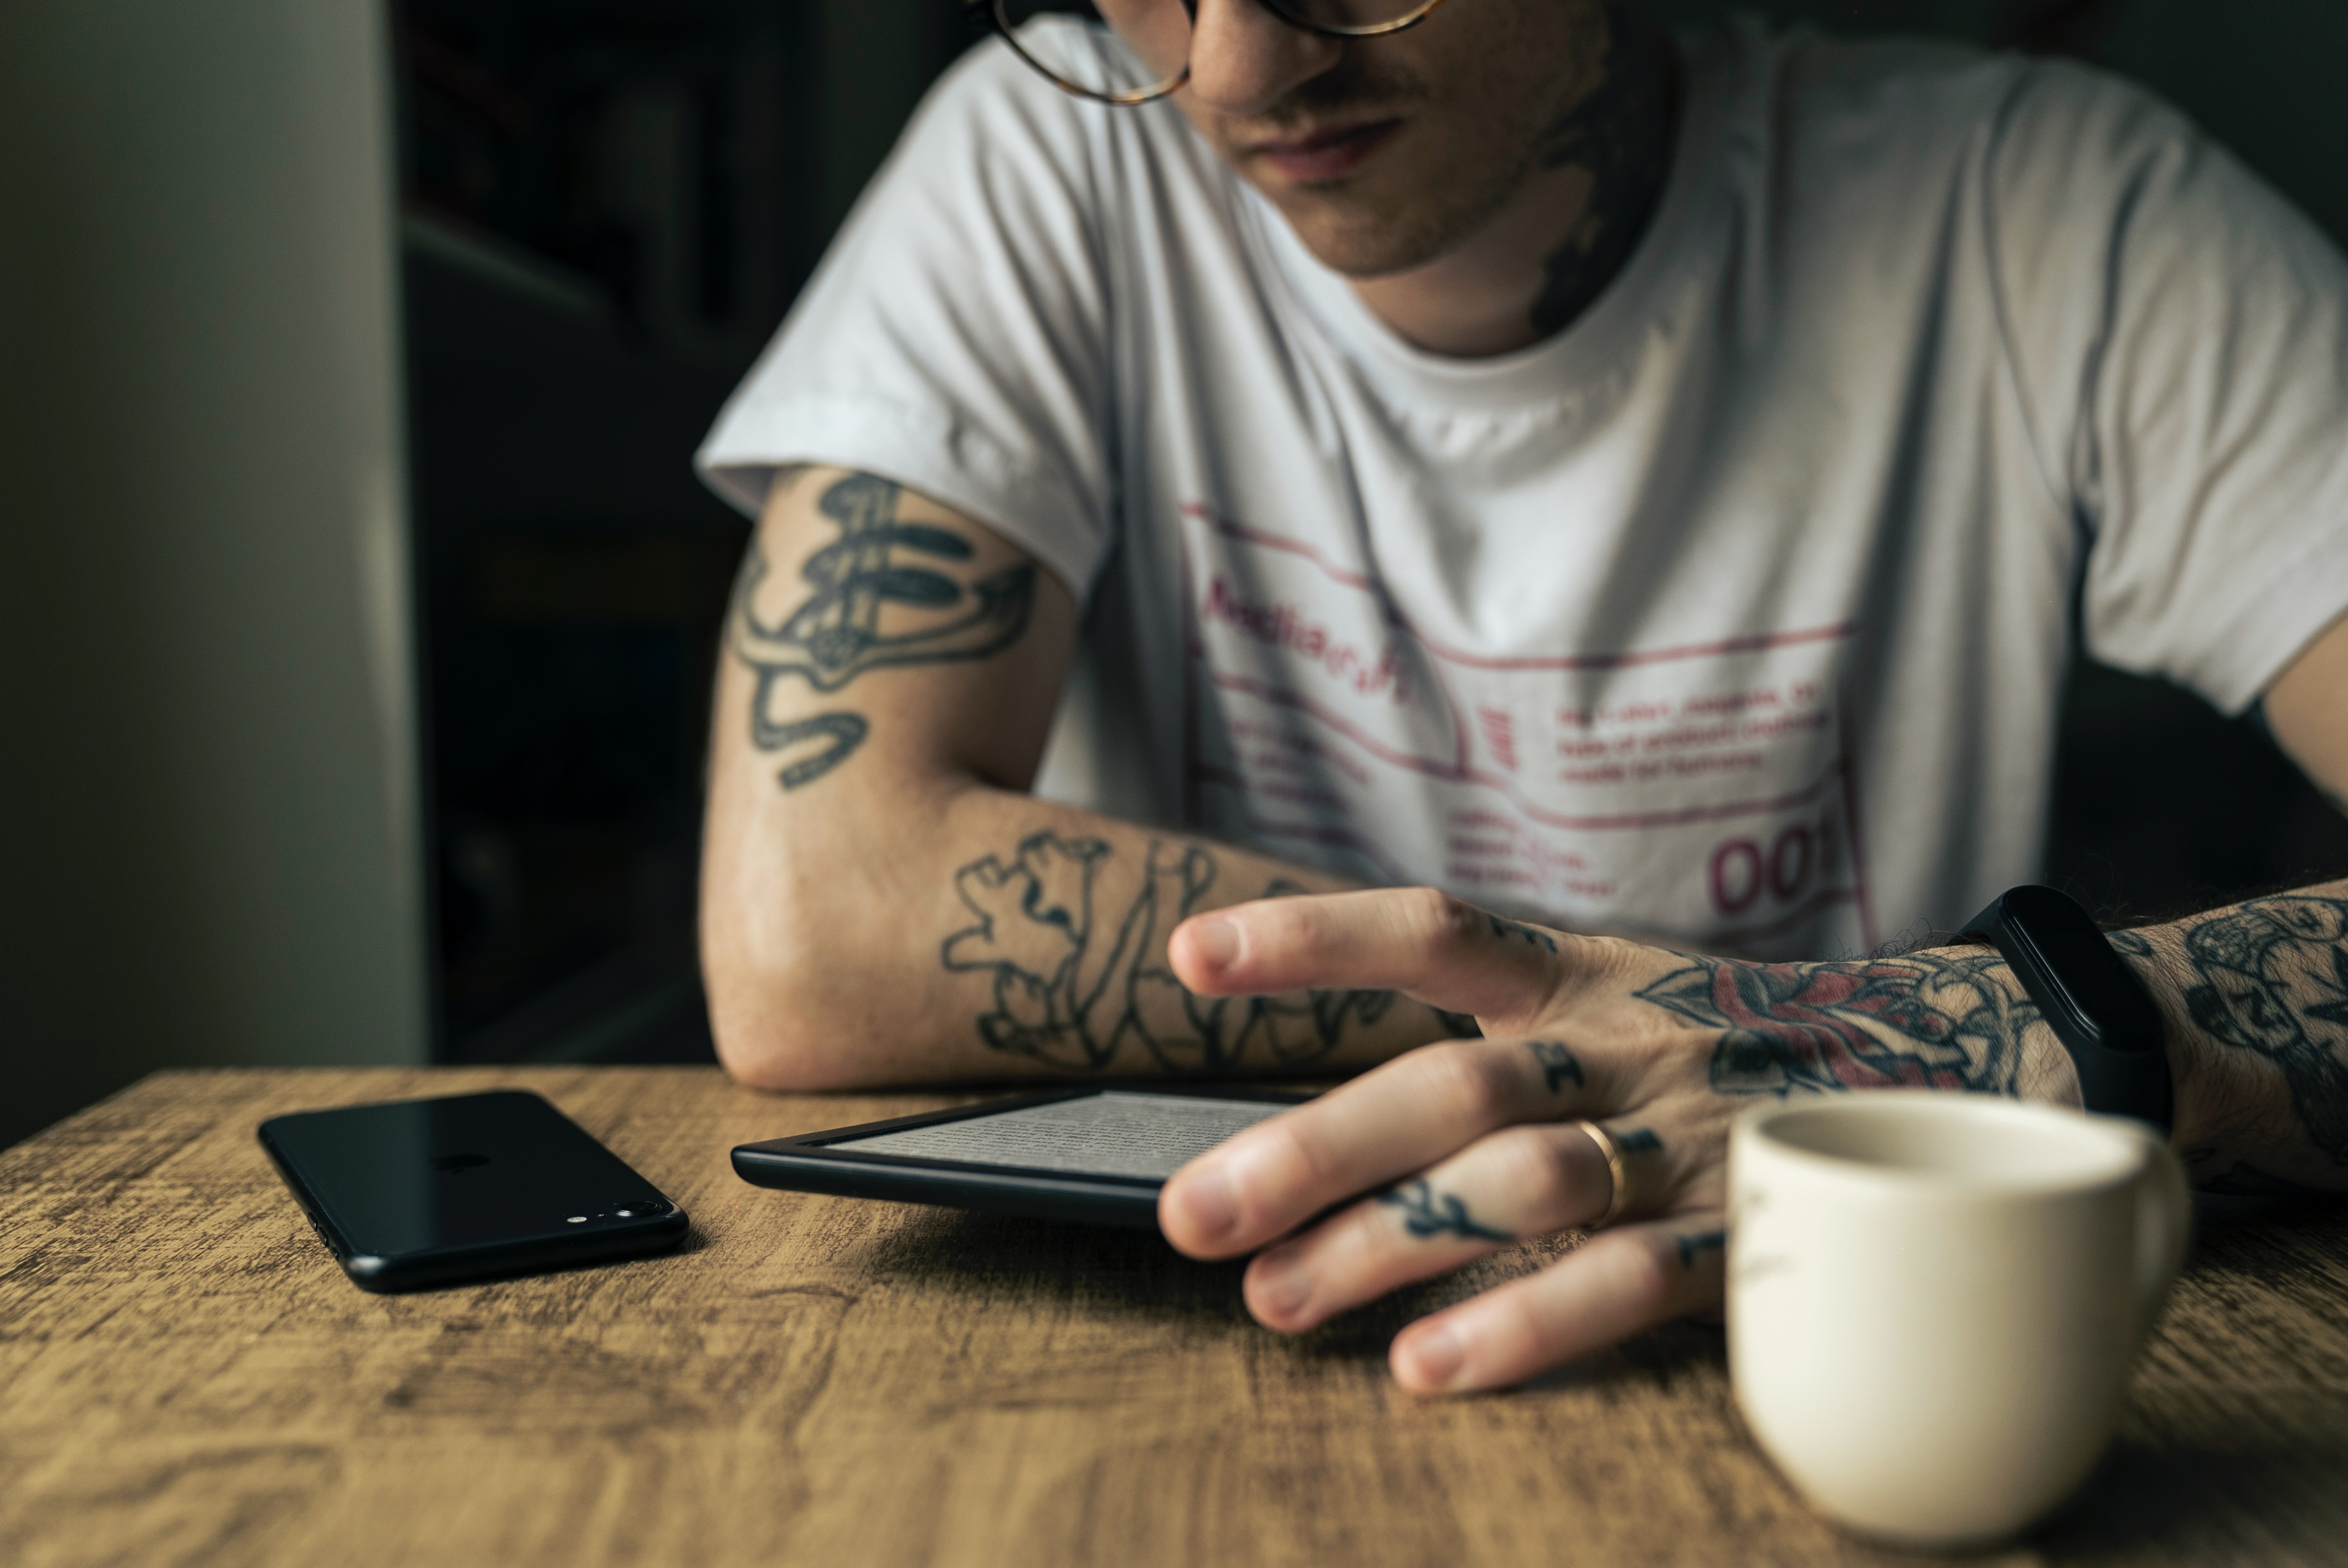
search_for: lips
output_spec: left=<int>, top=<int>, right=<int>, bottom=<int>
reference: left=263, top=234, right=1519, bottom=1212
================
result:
left=1247, top=118, right=1402, bottom=185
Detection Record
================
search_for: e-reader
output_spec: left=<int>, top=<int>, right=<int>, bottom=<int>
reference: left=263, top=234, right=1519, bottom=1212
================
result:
left=730, top=1087, right=1305, bottom=1229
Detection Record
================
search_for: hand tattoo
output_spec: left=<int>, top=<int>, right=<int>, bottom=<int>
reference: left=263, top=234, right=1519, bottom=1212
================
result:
left=1381, top=1179, right=1514, bottom=1242
left=731, top=472, right=1036, bottom=791
left=1616, top=1128, right=1662, bottom=1154
left=2176, top=896, right=2348, bottom=1167
left=1636, top=951, right=2038, bottom=1097
left=940, top=832, right=1398, bottom=1071
left=1528, top=1040, right=1584, bottom=1093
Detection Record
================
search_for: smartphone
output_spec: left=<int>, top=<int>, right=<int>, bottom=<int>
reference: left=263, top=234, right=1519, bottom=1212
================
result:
left=730, top=1087, right=1304, bottom=1229
left=258, top=1090, right=687, bottom=1292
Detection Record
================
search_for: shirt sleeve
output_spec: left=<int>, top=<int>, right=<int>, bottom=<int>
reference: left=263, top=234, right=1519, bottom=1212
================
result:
left=1987, top=61, right=2348, bottom=713
left=695, top=40, right=1117, bottom=602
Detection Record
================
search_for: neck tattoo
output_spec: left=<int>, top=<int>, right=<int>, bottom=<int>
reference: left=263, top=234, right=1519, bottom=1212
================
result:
left=1527, top=6, right=1682, bottom=340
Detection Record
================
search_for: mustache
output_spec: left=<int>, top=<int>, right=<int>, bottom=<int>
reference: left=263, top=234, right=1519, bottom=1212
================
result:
left=1229, top=56, right=1429, bottom=135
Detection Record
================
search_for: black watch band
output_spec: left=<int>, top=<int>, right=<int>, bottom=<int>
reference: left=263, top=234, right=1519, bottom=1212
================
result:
left=1959, top=885, right=2173, bottom=1132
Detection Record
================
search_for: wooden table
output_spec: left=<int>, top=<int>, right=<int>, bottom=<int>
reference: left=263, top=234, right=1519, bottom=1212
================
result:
left=4, top=1068, right=2346, bottom=1567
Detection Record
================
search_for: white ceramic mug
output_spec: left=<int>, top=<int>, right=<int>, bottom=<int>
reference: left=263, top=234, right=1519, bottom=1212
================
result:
left=1727, top=1095, right=2190, bottom=1548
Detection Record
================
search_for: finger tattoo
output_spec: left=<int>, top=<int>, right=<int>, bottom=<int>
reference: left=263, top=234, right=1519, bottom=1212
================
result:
left=1528, top=1040, right=1584, bottom=1093
left=1380, top=1179, right=1515, bottom=1242
left=1486, top=914, right=1559, bottom=954
left=1674, top=1229, right=1727, bottom=1270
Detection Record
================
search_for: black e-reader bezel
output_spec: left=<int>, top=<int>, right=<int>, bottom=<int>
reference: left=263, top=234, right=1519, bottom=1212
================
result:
left=730, top=1086, right=1309, bottom=1230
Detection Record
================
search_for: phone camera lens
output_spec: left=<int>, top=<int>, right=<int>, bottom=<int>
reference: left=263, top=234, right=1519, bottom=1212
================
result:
left=635, top=1199, right=670, bottom=1215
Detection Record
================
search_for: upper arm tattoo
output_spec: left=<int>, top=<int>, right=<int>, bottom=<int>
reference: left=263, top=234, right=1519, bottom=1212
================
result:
left=730, top=472, right=1038, bottom=791
left=939, top=831, right=1399, bottom=1072
left=1635, top=951, right=2040, bottom=1098
left=753, top=711, right=871, bottom=791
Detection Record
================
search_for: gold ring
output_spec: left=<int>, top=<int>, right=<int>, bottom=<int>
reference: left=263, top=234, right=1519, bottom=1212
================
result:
left=1577, top=1120, right=1630, bottom=1230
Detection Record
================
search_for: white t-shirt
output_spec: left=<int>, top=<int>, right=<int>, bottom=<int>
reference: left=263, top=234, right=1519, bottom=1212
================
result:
left=699, top=18, right=2348, bottom=960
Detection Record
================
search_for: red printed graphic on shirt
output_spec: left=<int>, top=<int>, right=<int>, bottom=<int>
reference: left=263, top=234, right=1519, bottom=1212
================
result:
left=1179, top=504, right=1877, bottom=957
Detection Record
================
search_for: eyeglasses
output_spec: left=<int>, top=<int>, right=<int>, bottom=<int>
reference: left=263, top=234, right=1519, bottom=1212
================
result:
left=975, top=0, right=1451, bottom=107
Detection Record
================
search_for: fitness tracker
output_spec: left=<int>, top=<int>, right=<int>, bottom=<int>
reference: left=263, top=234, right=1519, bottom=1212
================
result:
left=1959, top=885, right=2174, bottom=1133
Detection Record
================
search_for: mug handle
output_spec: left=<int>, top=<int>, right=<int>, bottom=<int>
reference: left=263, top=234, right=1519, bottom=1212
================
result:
left=2128, top=1129, right=2192, bottom=1344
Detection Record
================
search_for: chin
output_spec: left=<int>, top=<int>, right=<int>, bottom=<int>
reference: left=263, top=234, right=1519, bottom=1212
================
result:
left=1258, top=142, right=1516, bottom=282
left=1276, top=194, right=1461, bottom=281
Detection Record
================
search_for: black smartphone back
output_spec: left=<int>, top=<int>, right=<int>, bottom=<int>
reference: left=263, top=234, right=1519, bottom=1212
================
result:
left=258, top=1090, right=687, bottom=1292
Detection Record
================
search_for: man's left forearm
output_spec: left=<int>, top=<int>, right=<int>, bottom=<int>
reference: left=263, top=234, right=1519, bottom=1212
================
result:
left=2112, top=879, right=2348, bottom=1194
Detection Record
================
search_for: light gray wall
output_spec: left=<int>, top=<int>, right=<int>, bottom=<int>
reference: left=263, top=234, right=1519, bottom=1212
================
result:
left=0, top=0, right=426, bottom=1147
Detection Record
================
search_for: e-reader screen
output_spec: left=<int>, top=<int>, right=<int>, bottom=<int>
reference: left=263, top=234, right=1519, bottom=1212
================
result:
left=829, top=1091, right=1287, bottom=1180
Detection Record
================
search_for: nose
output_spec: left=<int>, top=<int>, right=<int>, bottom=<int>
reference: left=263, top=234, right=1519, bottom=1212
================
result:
left=1183, top=0, right=1343, bottom=117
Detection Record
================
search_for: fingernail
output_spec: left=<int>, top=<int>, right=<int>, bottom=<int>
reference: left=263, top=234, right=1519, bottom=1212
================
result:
left=1251, top=1252, right=1312, bottom=1319
left=1174, top=1165, right=1239, bottom=1239
left=1399, top=1326, right=1466, bottom=1389
left=1185, top=914, right=1242, bottom=972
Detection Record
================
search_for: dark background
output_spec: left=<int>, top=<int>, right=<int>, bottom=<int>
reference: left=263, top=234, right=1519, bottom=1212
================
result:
left=397, top=0, right=976, bottom=1065
left=406, top=0, right=2347, bottom=1066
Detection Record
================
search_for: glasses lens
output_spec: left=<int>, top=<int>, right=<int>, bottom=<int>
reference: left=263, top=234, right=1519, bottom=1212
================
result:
left=996, top=1, right=1189, bottom=104
left=1270, top=0, right=1441, bottom=34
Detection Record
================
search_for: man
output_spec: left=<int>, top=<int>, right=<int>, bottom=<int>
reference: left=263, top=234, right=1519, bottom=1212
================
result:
left=695, top=0, right=2348, bottom=1392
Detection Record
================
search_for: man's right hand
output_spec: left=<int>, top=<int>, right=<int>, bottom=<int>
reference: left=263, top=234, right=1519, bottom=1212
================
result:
left=1156, top=886, right=2081, bottom=1392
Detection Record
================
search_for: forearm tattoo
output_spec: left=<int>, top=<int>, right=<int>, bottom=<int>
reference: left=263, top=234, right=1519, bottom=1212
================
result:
left=1381, top=1179, right=1514, bottom=1243
left=2173, top=895, right=2348, bottom=1170
left=1636, top=951, right=2039, bottom=1097
left=940, top=831, right=1402, bottom=1071
left=730, top=472, right=1036, bottom=790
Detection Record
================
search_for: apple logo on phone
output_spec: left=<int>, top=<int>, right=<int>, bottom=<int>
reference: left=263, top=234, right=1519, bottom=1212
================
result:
left=432, top=1152, right=491, bottom=1175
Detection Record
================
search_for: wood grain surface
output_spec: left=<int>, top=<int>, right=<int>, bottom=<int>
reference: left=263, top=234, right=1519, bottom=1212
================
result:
left=3, top=1067, right=2345, bottom=1568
